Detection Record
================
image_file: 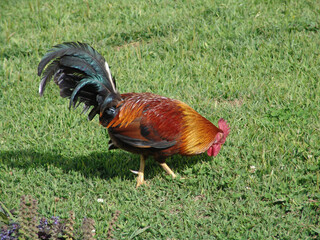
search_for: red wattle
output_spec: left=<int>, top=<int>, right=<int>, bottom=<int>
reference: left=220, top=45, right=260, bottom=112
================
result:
left=207, top=146, right=214, bottom=156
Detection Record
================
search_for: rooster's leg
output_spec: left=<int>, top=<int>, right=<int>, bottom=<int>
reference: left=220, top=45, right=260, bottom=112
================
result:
left=136, top=155, right=147, bottom=188
left=159, top=163, right=176, bottom=178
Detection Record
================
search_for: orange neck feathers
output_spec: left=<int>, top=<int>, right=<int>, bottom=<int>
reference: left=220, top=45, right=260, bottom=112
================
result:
left=178, top=102, right=221, bottom=155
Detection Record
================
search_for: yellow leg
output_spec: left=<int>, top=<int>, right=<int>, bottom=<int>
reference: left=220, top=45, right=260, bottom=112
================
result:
left=136, top=155, right=146, bottom=188
left=159, top=163, right=176, bottom=178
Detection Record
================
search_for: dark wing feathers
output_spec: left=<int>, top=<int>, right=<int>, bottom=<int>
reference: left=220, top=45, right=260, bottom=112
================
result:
left=112, top=133, right=176, bottom=149
left=110, top=120, right=176, bottom=149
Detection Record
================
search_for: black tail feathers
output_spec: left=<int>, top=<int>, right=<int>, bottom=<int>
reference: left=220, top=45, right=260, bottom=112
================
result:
left=38, top=42, right=121, bottom=120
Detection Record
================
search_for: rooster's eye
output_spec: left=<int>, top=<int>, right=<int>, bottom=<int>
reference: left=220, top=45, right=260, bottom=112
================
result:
left=106, top=107, right=116, bottom=116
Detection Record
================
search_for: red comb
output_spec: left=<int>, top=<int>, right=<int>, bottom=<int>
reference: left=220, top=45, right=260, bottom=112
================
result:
left=218, top=118, right=230, bottom=144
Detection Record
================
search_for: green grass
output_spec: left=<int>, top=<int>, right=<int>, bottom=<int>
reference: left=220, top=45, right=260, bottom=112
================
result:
left=1, top=0, right=320, bottom=238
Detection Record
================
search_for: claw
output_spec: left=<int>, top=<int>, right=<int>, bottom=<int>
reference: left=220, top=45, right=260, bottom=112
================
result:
left=130, top=169, right=139, bottom=175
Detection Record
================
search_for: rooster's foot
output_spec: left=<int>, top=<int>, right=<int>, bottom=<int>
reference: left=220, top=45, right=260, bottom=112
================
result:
left=136, top=172, right=147, bottom=188
left=134, top=155, right=147, bottom=188
left=160, top=163, right=176, bottom=178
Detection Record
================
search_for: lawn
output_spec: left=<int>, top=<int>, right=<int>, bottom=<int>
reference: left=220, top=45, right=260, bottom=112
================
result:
left=0, top=0, right=319, bottom=239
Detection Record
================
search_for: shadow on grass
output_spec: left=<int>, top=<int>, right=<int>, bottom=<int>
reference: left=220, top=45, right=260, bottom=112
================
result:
left=0, top=149, right=208, bottom=181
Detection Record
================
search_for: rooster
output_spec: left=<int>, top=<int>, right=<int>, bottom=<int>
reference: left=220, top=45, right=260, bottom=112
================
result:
left=38, top=42, right=230, bottom=187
